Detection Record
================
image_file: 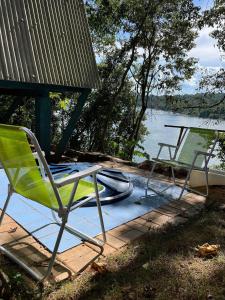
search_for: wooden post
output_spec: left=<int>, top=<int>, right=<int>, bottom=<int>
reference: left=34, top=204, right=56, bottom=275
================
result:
left=55, top=88, right=91, bottom=160
left=35, top=92, right=51, bottom=158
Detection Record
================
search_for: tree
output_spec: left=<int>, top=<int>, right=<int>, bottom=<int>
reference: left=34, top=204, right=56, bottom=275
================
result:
left=70, top=63, right=141, bottom=159
left=80, top=0, right=200, bottom=159
left=200, top=0, right=225, bottom=93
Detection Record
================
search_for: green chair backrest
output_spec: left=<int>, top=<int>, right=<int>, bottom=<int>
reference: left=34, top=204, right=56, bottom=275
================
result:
left=0, top=124, right=56, bottom=208
left=177, top=128, right=217, bottom=168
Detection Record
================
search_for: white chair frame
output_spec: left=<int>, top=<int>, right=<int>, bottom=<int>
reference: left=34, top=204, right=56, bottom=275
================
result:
left=146, top=127, right=218, bottom=201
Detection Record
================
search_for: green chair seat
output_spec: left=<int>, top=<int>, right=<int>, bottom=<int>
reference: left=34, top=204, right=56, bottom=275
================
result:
left=0, top=124, right=103, bottom=210
left=19, top=177, right=104, bottom=210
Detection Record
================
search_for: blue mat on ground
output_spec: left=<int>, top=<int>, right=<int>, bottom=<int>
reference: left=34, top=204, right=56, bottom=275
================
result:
left=0, top=163, right=186, bottom=253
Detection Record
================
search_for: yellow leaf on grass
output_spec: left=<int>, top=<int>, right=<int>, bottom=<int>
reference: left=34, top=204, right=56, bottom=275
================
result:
left=195, top=243, right=220, bottom=257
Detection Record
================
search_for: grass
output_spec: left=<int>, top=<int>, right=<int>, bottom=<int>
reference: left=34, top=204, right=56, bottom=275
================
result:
left=62, top=209, right=225, bottom=300
left=1, top=189, right=225, bottom=299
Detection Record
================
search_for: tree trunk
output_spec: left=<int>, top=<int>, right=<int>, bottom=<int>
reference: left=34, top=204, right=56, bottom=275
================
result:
left=127, top=106, right=147, bottom=158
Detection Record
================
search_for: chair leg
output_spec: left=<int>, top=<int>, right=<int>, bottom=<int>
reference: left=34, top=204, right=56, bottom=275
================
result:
left=42, top=217, right=67, bottom=281
left=171, top=167, right=176, bottom=184
left=93, top=174, right=106, bottom=243
left=182, top=165, right=210, bottom=198
left=42, top=173, right=106, bottom=281
left=0, top=185, right=67, bottom=282
left=146, top=162, right=157, bottom=197
left=177, top=167, right=193, bottom=201
left=205, top=167, right=209, bottom=197
left=0, top=185, right=13, bottom=226
left=177, top=183, right=186, bottom=201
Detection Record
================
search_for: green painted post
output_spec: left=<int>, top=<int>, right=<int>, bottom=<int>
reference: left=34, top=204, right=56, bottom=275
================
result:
left=35, top=92, right=51, bottom=158
left=55, top=88, right=91, bottom=160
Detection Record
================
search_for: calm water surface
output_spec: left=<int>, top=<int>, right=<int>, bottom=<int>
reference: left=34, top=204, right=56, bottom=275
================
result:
left=135, top=109, right=225, bottom=166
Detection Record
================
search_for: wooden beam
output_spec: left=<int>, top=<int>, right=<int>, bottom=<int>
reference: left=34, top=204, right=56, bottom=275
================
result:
left=55, top=89, right=91, bottom=160
left=0, top=80, right=85, bottom=94
left=0, top=88, right=40, bottom=97
left=35, top=93, right=51, bottom=159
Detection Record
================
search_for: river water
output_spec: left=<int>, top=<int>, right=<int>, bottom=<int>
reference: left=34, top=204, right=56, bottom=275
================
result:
left=135, top=109, right=225, bottom=167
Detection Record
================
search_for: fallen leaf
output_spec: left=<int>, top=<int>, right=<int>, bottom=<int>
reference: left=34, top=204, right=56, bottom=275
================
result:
left=142, top=262, right=150, bottom=270
left=8, top=227, right=17, bottom=233
left=195, top=243, right=220, bottom=258
left=91, top=261, right=107, bottom=274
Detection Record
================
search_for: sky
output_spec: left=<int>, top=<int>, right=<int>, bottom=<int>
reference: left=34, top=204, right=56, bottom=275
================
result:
left=182, top=0, right=225, bottom=94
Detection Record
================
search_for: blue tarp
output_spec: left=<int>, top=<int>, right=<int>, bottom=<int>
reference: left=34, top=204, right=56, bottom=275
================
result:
left=0, top=163, right=185, bottom=253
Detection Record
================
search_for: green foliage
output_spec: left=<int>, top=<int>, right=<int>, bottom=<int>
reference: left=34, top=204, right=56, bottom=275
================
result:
left=75, top=0, right=200, bottom=159
left=69, top=62, right=140, bottom=158
left=135, top=143, right=150, bottom=159
left=199, top=1, right=225, bottom=94
left=0, top=95, right=35, bottom=129
left=50, top=92, right=80, bottom=145
left=215, top=133, right=225, bottom=170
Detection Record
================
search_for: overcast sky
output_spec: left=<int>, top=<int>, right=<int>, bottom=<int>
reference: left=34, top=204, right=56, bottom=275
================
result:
left=182, top=0, right=225, bottom=94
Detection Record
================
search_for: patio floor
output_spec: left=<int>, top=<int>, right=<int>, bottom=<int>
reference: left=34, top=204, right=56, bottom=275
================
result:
left=0, top=163, right=207, bottom=282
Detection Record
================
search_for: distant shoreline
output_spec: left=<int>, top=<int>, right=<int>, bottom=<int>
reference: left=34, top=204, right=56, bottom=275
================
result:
left=146, top=107, right=225, bottom=120
left=139, top=93, right=225, bottom=121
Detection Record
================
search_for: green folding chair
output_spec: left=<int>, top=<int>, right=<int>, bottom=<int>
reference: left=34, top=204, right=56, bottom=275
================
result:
left=146, top=127, right=219, bottom=200
left=0, top=124, right=106, bottom=281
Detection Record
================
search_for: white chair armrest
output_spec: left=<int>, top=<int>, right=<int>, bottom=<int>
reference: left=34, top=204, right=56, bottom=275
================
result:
left=194, top=150, right=215, bottom=158
left=54, top=165, right=103, bottom=187
left=33, top=151, right=45, bottom=159
left=158, top=143, right=177, bottom=149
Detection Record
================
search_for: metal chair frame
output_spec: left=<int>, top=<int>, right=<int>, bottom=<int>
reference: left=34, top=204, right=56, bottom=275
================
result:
left=146, top=128, right=218, bottom=201
left=0, top=127, right=106, bottom=281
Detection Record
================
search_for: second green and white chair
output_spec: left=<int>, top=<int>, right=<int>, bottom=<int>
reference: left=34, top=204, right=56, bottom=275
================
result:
left=146, top=127, right=219, bottom=200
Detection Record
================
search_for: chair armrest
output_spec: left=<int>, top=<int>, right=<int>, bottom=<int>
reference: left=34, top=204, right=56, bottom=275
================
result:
left=158, top=143, right=177, bottom=149
left=33, top=151, right=45, bottom=159
left=54, top=165, right=103, bottom=187
left=194, top=150, right=216, bottom=158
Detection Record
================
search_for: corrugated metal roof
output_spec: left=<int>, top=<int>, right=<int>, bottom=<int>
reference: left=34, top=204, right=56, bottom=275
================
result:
left=0, top=0, right=100, bottom=89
